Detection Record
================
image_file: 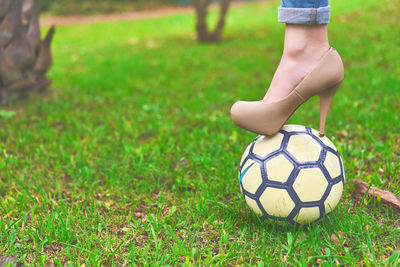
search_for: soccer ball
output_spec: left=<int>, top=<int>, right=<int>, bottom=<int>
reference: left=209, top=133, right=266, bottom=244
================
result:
left=239, top=125, right=345, bottom=225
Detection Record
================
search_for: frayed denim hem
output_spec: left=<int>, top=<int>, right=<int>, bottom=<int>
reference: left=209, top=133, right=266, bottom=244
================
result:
left=278, top=6, right=330, bottom=24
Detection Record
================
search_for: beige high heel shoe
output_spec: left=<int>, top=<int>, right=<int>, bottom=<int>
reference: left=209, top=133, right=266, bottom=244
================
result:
left=230, top=47, right=344, bottom=137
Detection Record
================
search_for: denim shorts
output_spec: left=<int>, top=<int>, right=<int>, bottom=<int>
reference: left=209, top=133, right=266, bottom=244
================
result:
left=278, top=0, right=330, bottom=24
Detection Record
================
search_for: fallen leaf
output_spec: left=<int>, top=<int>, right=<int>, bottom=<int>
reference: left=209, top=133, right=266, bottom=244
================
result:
left=330, top=231, right=343, bottom=245
left=331, top=233, right=339, bottom=245
left=134, top=212, right=143, bottom=217
left=353, top=179, right=400, bottom=211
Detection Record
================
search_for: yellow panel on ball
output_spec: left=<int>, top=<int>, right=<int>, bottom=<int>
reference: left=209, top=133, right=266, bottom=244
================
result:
left=324, top=181, right=344, bottom=213
left=294, top=207, right=320, bottom=224
left=293, top=168, right=328, bottom=202
left=265, top=155, right=294, bottom=183
left=252, top=133, right=284, bottom=158
left=287, top=135, right=322, bottom=162
left=241, top=160, right=262, bottom=195
left=259, top=187, right=295, bottom=218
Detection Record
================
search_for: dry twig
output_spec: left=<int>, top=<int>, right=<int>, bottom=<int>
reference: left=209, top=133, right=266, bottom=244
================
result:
left=353, top=179, right=400, bottom=212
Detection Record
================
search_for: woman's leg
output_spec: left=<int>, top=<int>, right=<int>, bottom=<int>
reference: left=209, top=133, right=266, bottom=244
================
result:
left=263, top=0, right=331, bottom=103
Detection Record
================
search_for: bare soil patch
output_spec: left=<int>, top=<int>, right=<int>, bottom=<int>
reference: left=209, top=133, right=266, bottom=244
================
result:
left=40, top=2, right=248, bottom=26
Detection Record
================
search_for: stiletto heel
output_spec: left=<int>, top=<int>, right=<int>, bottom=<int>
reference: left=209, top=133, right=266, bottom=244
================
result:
left=318, top=83, right=341, bottom=137
left=230, top=47, right=344, bottom=136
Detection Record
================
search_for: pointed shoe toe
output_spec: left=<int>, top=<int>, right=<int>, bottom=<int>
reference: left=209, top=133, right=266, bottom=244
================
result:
left=230, top=101, right=245, bottom=123
left=230, top=100, right=273, bottom=135
left=230, top=101, right=254, bottom=127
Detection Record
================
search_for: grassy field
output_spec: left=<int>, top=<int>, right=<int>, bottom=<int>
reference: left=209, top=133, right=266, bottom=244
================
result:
left=1, top=0, right=400, bottom=265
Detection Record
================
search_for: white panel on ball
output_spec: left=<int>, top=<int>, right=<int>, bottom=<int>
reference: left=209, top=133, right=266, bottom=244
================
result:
left=324, top=181, right=344, bottom=212
left=240, top=144, right=251, bottom=165
left=294, top=207, right=320, bottom=224
left=324, top=151, right=342, bottom=178
left=293, top=168, right=328, bottom=202
left=287, top=135, right=322, bottom=162
left=241, top=160, right=262, bottom=195
left=252, top=133, right=284, bottom=158
left=311, top=128, right=338, bottom=151
left=265, top=155, right=294, bottom=183
left=245, top=196, right=263, bottom=215
left=259, top=187, right=295, bottom=218
left=282, top=125, right=307, bottom=132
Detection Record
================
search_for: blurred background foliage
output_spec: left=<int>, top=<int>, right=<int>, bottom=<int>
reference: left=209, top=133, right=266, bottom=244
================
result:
left=42, top=0, right=254, bottom=15
left=41, top=0, right=252, bottom=15
left=41, top=0, right=183, bottom=15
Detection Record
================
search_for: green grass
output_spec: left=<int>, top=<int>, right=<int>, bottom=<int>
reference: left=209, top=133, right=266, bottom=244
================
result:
left=1, top=0, right=400, bottom=265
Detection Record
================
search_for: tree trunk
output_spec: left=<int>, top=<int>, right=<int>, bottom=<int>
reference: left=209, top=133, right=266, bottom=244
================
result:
left=192, top=0, right=231, bottom=43
left=0, top=0, right=55, bottom=104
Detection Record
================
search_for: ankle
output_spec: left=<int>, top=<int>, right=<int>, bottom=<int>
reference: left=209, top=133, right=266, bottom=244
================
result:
left=283, top=42, right=330, bottom=60
left=283, top=43, right=311, bottom=59
left=283, top=24, right=330, bottom=60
